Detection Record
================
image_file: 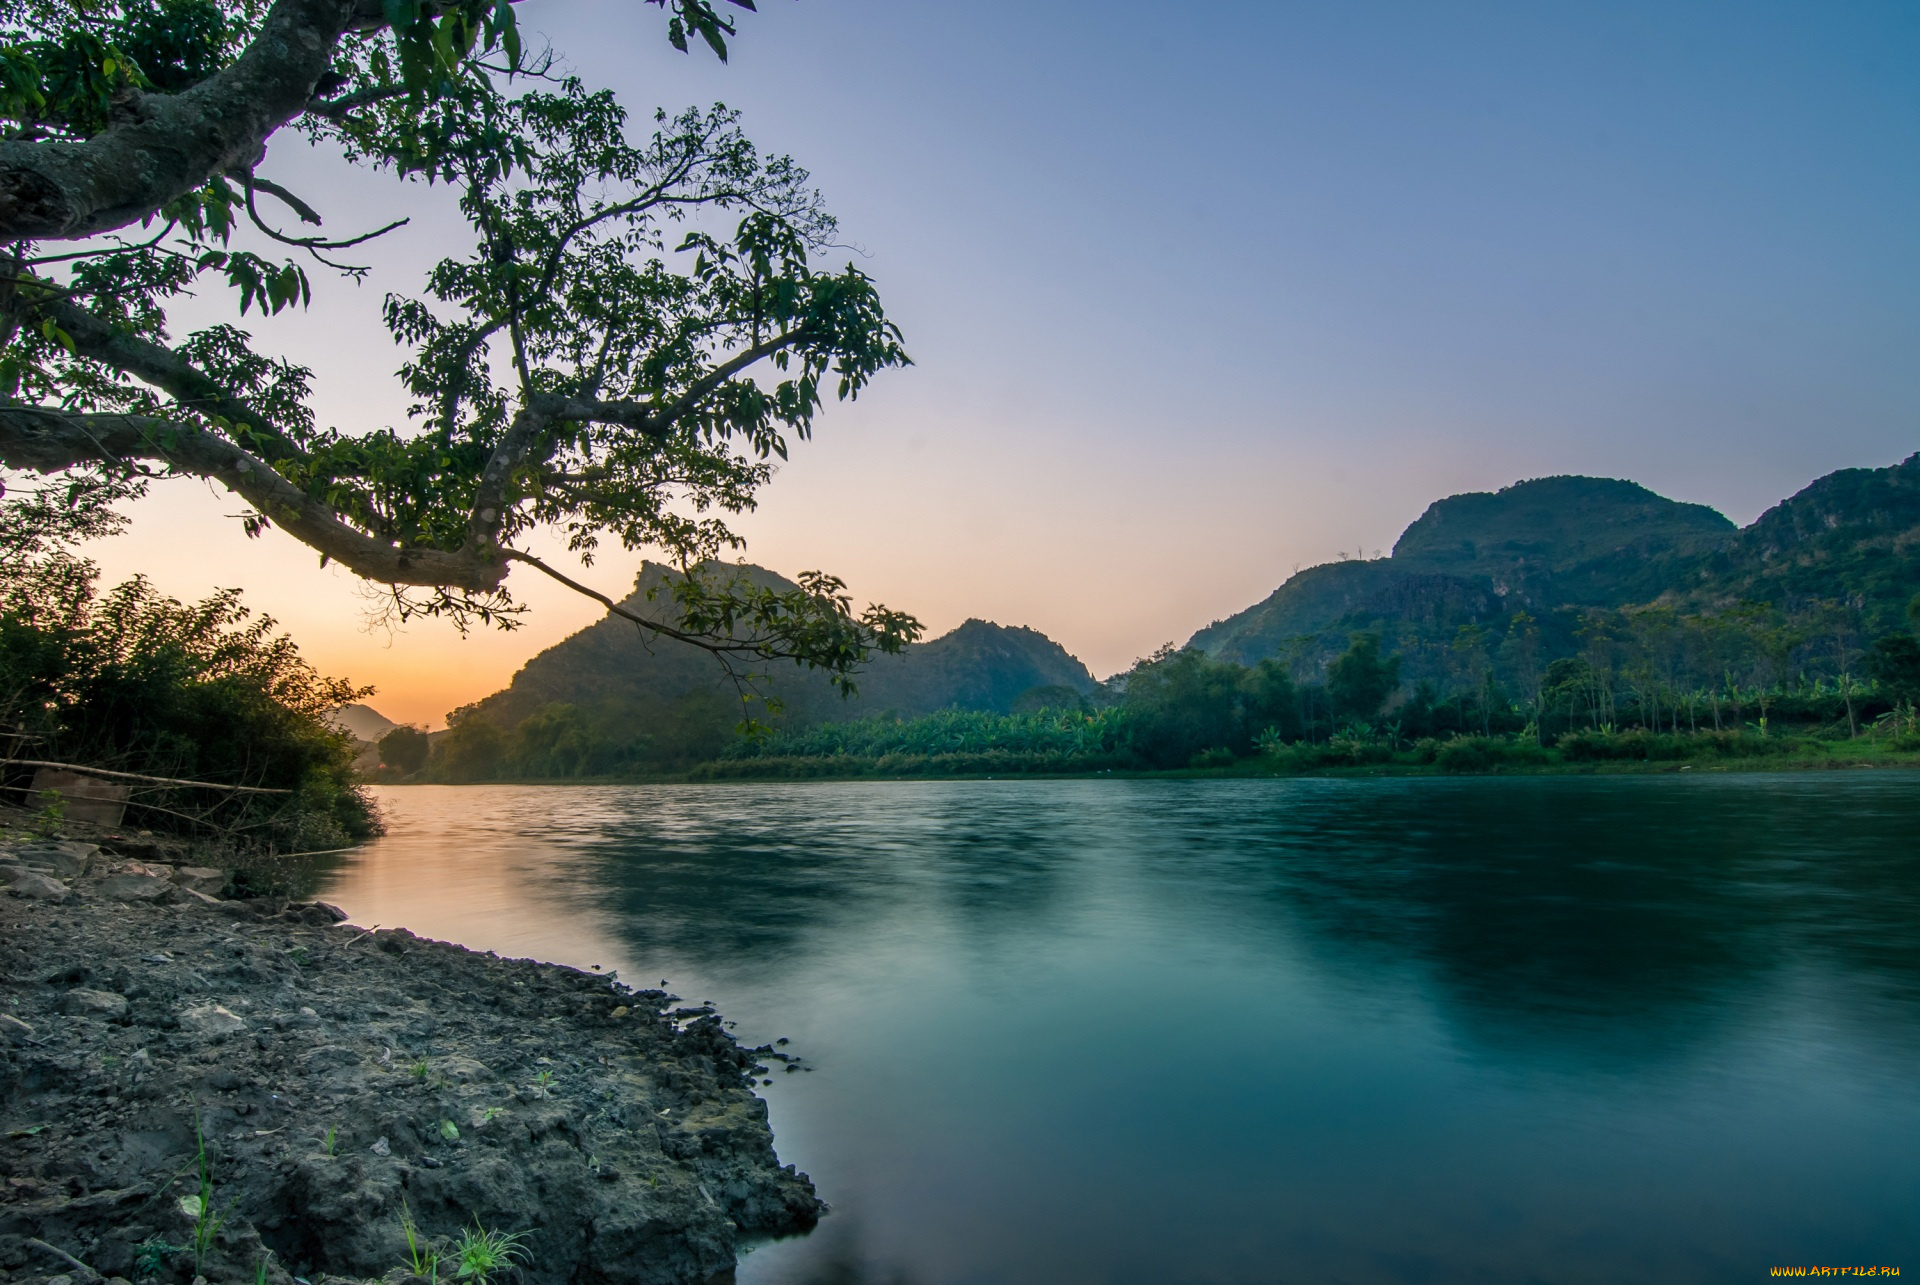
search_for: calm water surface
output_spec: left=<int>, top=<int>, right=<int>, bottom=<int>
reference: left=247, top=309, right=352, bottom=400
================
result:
left=314, top=776, right=1920, bottom=1284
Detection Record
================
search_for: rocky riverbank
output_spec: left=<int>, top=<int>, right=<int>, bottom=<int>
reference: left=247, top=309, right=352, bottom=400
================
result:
left=0, top=838, right=821, bottom=1285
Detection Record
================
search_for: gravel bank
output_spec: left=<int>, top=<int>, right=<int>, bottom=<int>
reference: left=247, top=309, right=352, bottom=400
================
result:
left=0, top=840, right=821, bottom=1285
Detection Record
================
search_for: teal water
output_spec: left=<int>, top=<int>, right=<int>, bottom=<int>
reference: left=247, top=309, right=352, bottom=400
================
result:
left=319, top=776, right=1920, bottom=1284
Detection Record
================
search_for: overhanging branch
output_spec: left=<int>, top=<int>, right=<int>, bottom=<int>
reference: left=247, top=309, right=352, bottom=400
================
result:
left=0, top=0, right=375, bottom=242
left=0, top=403, right=506, bottom=591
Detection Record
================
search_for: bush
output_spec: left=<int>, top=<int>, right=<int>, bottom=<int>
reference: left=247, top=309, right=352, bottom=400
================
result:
left=0, top=567, right=378, bottom=854
left=378, top=725, right=430, bottom=776
left=1433, top=736, right=1551, bottom=773
left=1555, top=729, right=1805, bottom=761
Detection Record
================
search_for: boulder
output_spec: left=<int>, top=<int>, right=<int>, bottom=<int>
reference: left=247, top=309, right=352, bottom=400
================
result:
left=7, top=869, right=71, bottom=901
left=171, top=866, right=230, bottom=897
left=98, top=872, right=174, bottom=903
left=13, top=841, right=99, bottom=878
left=62, top=988, right=130, bottom=1020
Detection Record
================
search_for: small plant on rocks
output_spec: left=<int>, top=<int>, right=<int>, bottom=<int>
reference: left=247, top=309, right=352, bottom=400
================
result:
left=452, top=1221, right=530, bottom=1285
left=400, top=1197, right=441, bottom=1282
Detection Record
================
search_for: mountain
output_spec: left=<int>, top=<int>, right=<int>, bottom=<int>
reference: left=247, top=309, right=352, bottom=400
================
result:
left=1190, top=475, right=1736, bottom=665
left=1677, top=452, right=1920, bottom=631
left=325, top=703, right=399, bottom=743
left=1190, top=456, right=1919, bottom=668
left=461, top=562, right=1097, bottom=734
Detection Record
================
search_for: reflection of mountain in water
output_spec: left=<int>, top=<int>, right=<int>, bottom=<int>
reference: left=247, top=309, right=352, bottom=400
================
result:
left=576, top=779, right=1920, bottom=1074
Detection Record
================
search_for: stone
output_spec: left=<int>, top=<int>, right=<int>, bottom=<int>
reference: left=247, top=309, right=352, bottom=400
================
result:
left=8, top=869, right=71, bottom=900
left=0, top=1013, right=34, bottom=1041
left=15, top=840, right=99, bottom=878
left=98, top=872, right=174, bottom=903
left=370, top=1136, right=391, bottom=1156
left=172, top=866, right=230, bottom=897
left=179, top=1004, right=247, bottom=1036
left=62, top=988, right=130, bottom=1020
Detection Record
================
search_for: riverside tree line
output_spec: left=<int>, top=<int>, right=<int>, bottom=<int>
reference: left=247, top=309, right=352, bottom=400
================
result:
left=398, top=594, right=1920, bottom=780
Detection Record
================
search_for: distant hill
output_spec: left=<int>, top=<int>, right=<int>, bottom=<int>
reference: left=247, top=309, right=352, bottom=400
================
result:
left=1190, top=456, right=1919, bottom=670
left=1190, top=476, right=1734, bottom=665
left=1675, top=452, right=1920, bottom=632
left=325, top=703, right=399, bottom=743
left=462, top=562, right=1097, bottom=735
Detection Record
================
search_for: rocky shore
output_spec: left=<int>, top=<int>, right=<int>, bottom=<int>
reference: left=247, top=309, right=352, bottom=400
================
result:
left=0, top=838, right=821, bottom=1285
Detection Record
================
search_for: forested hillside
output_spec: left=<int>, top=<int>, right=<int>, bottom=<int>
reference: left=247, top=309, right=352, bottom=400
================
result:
left=427, top=563, right=1097, bottom=780
left=1189, top=454, right=1920, bottom=689
left=412, top=455, right=1919, bottom=781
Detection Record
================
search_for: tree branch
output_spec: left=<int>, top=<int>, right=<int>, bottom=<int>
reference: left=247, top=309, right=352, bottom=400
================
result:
left=42, top=294, right=303, bottom=462
left=0, top=403, right=507, bottom=591
left=0, top=0, right=360, bottom=241
left=501, top=547, right=789, bottom=656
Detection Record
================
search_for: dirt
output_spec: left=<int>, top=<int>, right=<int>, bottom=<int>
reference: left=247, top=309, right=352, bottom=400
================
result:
left=0, top=834, right=823, bottom=1285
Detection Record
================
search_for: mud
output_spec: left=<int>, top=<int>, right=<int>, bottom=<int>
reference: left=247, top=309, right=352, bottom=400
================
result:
left=0, top=839, right=821, bottom=1285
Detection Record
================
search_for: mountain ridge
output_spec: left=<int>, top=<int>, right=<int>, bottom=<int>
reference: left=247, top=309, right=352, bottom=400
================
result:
left=1189, top=454, right=1920, bottom=669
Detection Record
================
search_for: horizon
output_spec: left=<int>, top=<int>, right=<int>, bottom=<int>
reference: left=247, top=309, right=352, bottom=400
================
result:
left=80, top=0, right=1920, bottom=727
left=139, top=449, right=1914, bottom=730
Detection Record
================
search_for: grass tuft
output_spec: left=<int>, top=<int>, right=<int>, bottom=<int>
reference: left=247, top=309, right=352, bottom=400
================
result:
left=452, top=1221, right=530, bottom=1285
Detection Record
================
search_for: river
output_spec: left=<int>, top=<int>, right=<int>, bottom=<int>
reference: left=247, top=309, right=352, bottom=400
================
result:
left=310, top=775, right=1920, bottom=1284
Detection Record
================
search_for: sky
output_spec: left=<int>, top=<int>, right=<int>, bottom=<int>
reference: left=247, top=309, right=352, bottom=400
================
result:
left=84, top=0, right=1920, bottom=727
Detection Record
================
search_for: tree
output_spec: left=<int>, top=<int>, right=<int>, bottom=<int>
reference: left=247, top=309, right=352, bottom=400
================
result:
left=1326, top=632, right=1400, bottom=723
left=377, top=722, right=428, bottom=775
left=0, top=560, right=376, bottom=849
left=1115, top=646, right=1249, bottom=768
left=0, top=0, right=920, bottom=694
left=1868, top=634, right=1920, bottom=706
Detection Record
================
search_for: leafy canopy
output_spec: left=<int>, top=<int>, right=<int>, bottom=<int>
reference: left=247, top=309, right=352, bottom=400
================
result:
left=0, top=0, right=921, bottom=697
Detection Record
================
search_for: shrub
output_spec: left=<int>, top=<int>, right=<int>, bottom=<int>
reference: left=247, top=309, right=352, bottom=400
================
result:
left=378, top=725, right=430, bottom=776
left=0, top=567, right=378, bottom=853
left=1433, top=736, right=1550, bottom=773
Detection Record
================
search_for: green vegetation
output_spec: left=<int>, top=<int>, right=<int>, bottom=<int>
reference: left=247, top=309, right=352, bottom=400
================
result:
left=412, top=456, right=1920, bottom=785
left=708, top=628, right=1920, bottom=779
left=417, top=582, right=1098, bottom=781
left=0, top=536, right=379, bottom=853
left=182, top=1115, right=226, bottom=1272
left=400, top=1198, right=441, bottom=1282
left=451, top=1222, right=531, bottom=1285
left=378, top=726, right=432, bottom=778
left=0, top=0, right=920, bottom=685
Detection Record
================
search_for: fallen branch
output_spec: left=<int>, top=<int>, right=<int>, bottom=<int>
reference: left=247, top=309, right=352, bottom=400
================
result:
left=1, top=760, right=292, bottom=794
left=27, top=1238, right=97, bottom=1279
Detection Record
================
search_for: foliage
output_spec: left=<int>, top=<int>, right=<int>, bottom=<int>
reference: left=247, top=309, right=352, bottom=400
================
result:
left=0, top=555, right=377, bottom=851
left=0, top=0, right=919, bottom=695
left=1325, top=633, right=1401, bottom=721
left=1110, top=647, right=1299, bottom=768
left=1867, top=634, right=1920, bottom=705
left=378, top=724, right=430, bottom=776
left=452, top=1222, right=530, bottom=1285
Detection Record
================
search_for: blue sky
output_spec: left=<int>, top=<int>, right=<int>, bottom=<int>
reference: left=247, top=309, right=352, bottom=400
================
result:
left=98, top=0, right=1920, bottom=723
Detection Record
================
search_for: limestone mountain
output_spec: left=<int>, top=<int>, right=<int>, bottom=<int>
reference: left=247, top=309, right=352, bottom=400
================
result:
left=1190, top=475, right=1736, bottom=665
left=460, top=562, right=1097, bottom=736
left=1676, top=451, right=1920, bottom=631
left=1190, top=455, right=1919, bottom=669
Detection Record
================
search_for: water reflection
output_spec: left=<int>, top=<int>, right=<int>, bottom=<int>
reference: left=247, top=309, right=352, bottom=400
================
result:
left=321, top=777, right=1920, bottom=1284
